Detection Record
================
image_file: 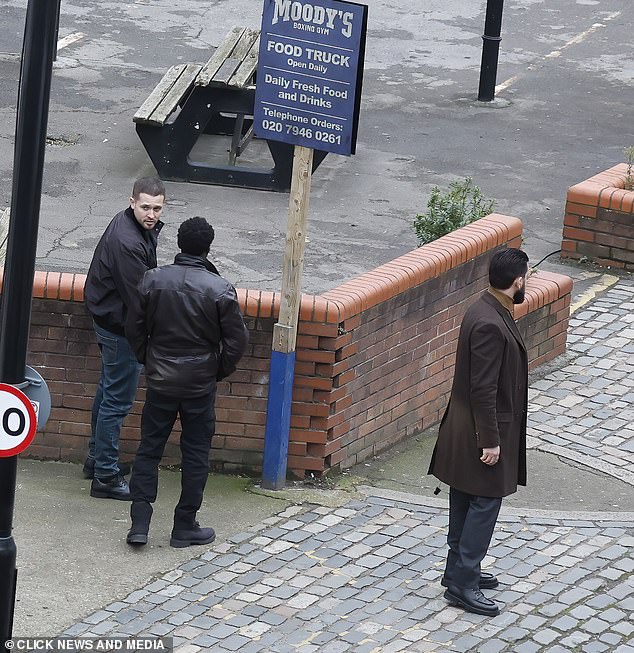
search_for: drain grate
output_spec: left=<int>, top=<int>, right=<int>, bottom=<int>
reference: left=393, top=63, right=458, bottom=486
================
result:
left=45, top=135, right=78, bottom=147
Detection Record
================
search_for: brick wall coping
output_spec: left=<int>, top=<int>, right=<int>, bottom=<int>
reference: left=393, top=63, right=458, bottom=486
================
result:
left=514, top=270, right=572, bottom=319
left=13, top=213, right=573, bottom=476
left=0, top=212, right=569, bottom=323
left=1, top=213, right=531, bottom=318
left=567, top=163, right=634, bottom=214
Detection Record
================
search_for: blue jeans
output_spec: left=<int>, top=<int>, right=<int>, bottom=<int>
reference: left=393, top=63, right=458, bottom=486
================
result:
left=89, top=322, right=142, bottom=478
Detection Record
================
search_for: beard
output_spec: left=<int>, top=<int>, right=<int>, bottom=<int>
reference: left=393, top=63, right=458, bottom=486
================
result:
left=513, top=286, right=526, bottom=304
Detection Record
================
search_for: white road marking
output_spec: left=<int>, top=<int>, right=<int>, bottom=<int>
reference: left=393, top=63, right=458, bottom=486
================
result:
left=495, top=74, right=521, bottom=94
left=56, top=31, right=85, bottom=52
left=0, top=31, right=85, bottom=61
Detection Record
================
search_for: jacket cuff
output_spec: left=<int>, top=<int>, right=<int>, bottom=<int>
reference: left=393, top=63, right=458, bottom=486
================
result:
left=475, top=430, right=500, bottom=449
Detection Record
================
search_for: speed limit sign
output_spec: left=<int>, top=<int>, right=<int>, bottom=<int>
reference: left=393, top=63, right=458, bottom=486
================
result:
left=0, top=383, right=38, bottom=457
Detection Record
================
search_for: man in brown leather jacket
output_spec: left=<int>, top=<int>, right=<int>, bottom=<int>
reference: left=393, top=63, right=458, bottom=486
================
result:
left=125, top=217, right=248, bottom=548
left=429, top=248, right=529, bottom=616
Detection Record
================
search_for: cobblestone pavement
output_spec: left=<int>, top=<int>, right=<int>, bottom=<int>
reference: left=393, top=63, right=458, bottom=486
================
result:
left=55, top=277, right=634, bottom=652
left=527, top=278, right=634, bottom=487
left=63, top=491, right=634, bottom=653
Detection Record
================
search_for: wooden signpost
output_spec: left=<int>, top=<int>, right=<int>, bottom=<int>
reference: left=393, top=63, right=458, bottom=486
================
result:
left=274, top=146, right=314, bottom=356
left=254, top=0, right=367, bottom=489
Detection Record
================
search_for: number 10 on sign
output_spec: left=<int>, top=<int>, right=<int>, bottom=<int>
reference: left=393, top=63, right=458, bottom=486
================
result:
left=0, top=383, right=38, bottom=457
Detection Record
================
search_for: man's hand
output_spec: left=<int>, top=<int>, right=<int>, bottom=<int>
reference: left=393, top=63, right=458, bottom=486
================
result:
left=481, top=446, right=500, bottom=465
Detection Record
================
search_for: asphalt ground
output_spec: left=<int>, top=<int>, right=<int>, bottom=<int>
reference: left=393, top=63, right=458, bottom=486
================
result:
left=0, top=0, right=633, bottom=293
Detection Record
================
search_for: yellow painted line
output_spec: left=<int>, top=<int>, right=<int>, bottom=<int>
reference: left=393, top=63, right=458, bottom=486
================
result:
left=570, top=273, right=619, bottom=315
left=302, top=550, right=326, bottom=563
left=496, top=11, right=621, bottom=94
left=545, top=22, right=608, bottom=59
left=495, top=74, right=521, bottom=94
left=300, top=549, right=363, bottom=580
left=57, top=31, right=85, bottom=52
left=291, top=632, right=320, bottom=648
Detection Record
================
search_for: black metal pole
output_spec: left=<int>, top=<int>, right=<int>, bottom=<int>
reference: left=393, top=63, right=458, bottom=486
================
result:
left=477, top=0, right=504, bottom=102
left=0, top=0, right=60, bottom=648
left=53, top=2, right=61, bottom=62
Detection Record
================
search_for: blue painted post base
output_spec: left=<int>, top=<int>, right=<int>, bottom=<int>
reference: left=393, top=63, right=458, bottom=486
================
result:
left=262, top=350, right=296, bottom=490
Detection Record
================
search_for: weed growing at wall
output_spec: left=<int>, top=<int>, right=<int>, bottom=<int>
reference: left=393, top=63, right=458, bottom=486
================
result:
left=413, top=177, right=495, bottom=246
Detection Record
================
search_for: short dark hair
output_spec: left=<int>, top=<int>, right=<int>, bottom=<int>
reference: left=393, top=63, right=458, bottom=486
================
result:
left=489, top=248, right=529, bottom=290
left=177, top=217, right=215, bottom=256
left=132, top=177, right=166, bottom=199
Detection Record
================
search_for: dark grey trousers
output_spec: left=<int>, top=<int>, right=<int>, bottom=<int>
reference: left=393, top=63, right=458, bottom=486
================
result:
left=444, top=486, right=502, bottom=589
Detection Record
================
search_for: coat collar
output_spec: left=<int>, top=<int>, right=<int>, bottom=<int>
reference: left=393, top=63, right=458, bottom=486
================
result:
left=173, top=252, right=220, bottom=275
left=482, top=290, right=527, bottom=355
left=487, top=287, right=514, bottom=316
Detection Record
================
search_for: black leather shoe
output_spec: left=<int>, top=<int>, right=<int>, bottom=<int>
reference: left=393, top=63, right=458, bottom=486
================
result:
left=441, top=572, right=499, bottom=590
left=444, top=587, right=500, bottom=616
left=170, top=522, right=216, bottom=548
left=90, top=474, right=131, bottom=500
left=83, top=457, right=131, bottom=479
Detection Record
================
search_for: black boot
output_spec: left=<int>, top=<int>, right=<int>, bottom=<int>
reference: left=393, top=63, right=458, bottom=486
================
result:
left=170, top=522, right=215, bottom=548
left=127, top=501, right=152, bottom=546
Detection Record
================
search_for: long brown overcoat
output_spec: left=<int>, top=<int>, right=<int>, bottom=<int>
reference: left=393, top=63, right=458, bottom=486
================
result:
left=428, top=291, right=528, bottom=498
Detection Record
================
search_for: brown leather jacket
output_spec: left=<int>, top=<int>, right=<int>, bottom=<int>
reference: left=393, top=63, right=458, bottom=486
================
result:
left=126, top=253, right=249, bottom=398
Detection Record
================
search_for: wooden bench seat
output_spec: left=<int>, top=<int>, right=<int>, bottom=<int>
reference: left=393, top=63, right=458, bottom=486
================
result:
left=133, top=26, right=326, bottom=192
left=133, top=27, right=260, bottom=128
left=133, top=64, right=202, bottom=127
left=196, top=26, right=259, bottom=88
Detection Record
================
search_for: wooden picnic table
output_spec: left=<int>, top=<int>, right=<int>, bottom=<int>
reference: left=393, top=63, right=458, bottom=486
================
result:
left=133, top=27, right=326, bottom=192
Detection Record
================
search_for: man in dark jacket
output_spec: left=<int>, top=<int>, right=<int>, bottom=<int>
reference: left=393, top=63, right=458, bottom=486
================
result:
left=84, top=177, right=166, bottom=500
left=429, top=248, right=529, bottom=617
left=125, top=217, right=248, bottom=548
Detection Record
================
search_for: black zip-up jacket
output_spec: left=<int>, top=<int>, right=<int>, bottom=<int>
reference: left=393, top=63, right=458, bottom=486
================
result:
left=125, top=254, right=249, bottom=398
left=84, top=208, right=163, bottom=335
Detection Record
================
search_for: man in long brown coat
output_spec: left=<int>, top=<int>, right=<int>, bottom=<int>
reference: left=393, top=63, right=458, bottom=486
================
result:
left=429, top=248, right=530, bottom=617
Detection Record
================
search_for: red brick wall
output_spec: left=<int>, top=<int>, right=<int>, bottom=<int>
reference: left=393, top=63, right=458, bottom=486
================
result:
left=15, top=214, right=572, bottom=478
left=314, top=222, right=572, bottom=472
left=515, top=278, right=571, bottom=371
left=562, top=164, right=634, bottom=270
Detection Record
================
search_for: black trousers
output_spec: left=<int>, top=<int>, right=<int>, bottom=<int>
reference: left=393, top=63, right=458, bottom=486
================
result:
left=444, top=487, right=502, bottom=589
left=129, top=388, right=216, bottom=530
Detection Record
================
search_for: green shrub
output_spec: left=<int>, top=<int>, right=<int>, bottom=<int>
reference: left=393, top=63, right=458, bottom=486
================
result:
left=624, top=146, right=634, bottom=191
left=413, top=177, right=495, bottom=247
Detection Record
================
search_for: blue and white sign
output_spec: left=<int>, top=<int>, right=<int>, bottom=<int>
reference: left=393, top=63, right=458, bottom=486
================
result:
left=254, top=0, right=367, bottom=155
